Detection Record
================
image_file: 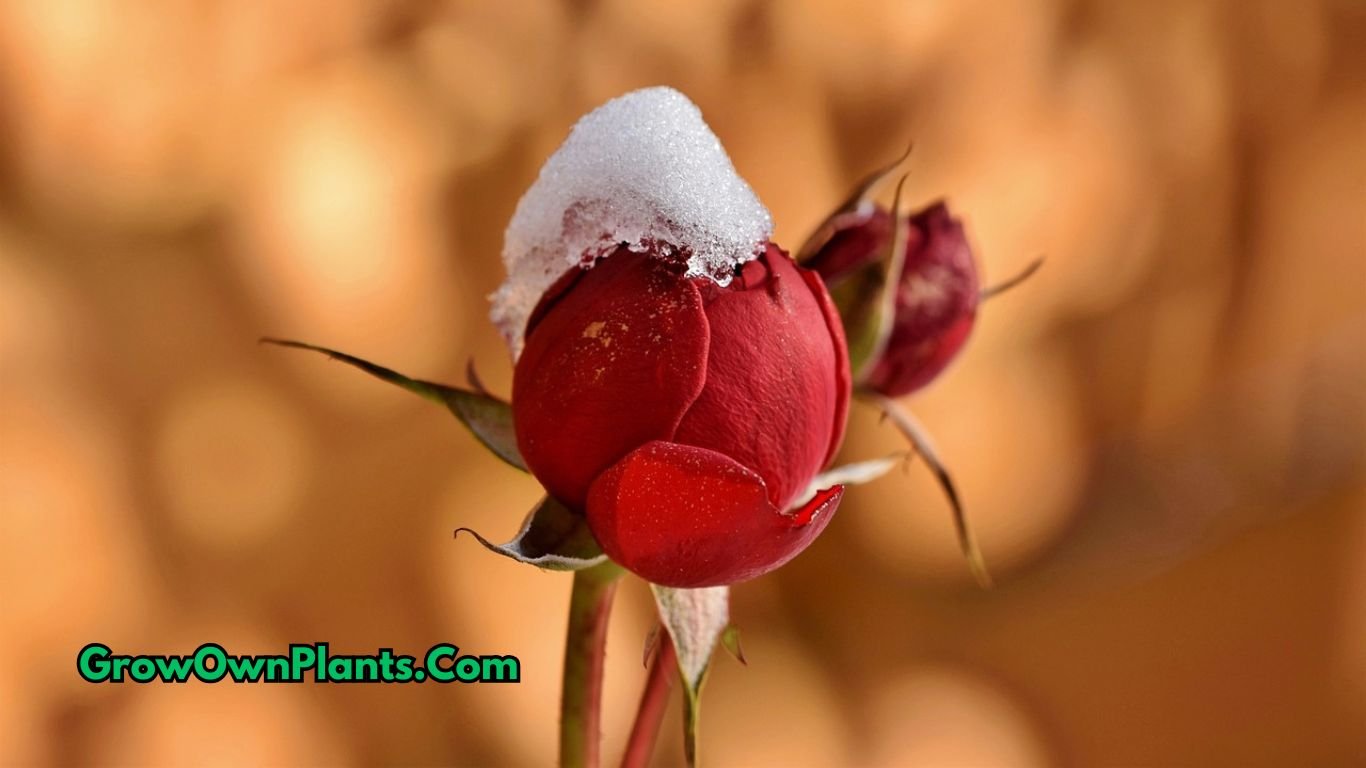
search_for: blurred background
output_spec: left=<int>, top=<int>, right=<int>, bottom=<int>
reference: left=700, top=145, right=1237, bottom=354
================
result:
left=1, top=0, right=1363, bottom=765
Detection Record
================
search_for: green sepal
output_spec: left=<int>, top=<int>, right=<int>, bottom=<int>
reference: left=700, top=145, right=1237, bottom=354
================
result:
left=868, top=393, right=993, bottom=588
left=830, top=175, right=911, bottom=382
left=261, top=338, right=527, bottom=471
left=456, top=496, right=607, bottom=571
left=651, top=585, right=730, bottom=767
left=719, top=625, right=746, bottom=666
left=796, top=142, right=913, bottom=264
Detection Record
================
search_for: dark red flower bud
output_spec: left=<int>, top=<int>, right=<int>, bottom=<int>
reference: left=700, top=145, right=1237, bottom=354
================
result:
left=807, top=200, right=979, bottom=397
left=512, top=244, right=851, bottom=587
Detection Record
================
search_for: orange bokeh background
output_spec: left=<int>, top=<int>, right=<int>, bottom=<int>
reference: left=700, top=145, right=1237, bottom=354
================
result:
left=1, top=1, right=1363, bottom=765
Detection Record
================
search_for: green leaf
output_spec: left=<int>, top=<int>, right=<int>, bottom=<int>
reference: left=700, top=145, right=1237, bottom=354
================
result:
left=261, top=338, right=527, bottom=471
left=456, top=496, right=607, bottom=571
left=651, top=585, right=730, bottom=767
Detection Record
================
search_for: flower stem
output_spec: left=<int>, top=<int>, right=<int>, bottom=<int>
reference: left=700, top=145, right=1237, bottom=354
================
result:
left=620, top=633, right=677, bottom=768
left=561, top=561, right=623, bottom=768
left=683, top=688, right=701, bottom=768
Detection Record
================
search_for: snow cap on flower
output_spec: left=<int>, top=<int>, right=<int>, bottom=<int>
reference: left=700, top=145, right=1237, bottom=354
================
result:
left=498, top=87, right=850, bottom=587
left=491, top=86, right=774, bottom=355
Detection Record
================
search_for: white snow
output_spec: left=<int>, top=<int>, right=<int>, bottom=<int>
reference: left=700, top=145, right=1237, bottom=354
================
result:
left=490, top=86, right=773, bottom=355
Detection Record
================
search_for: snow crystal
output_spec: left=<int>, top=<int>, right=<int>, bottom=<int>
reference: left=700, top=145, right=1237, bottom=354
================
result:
left=490, top=86, right=773, bottom=355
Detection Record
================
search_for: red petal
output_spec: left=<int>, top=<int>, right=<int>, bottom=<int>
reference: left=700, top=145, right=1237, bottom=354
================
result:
left=804, top=207, right=893, bottom=281
left=798, top=257, right=852, bottom=466
left=672, top=245, right=843, bottom=510
left=866, top=311, right=975, bottom=395
left=586, top=440, right=842, bottom=587
left=513, top=252, right=711, bottom=509
left=867, top=202, right=980, bottom=396
left=523, top=264, right=588, bottom=341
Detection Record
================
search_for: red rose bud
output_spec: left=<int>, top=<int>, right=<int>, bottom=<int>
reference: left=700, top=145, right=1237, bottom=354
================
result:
left=807, top=200, right=979, bottom=397
left=512, top=244, right=851, bottom=587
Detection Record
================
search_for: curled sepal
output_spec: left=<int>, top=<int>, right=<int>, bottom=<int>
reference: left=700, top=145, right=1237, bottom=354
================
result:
left=261, top=338, right=526, bottom=471
left=650, top=584, right=730, bottom=768
left=980, top=255, right=1046, bottom=301
left=871, top=394, right=993, bottom=588
left=719, top=625, right=746, bottom=666
left=796, top=452, right=908, bottom=506
left=456, top=496, right=607, bottom=571
left=828, top=175, right=912, bottom=381
left=796, top=142, right=913, bottom=264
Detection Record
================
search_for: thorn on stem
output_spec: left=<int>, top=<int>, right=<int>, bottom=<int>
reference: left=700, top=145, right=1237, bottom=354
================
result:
left=642, top=624, right=662, bottom=668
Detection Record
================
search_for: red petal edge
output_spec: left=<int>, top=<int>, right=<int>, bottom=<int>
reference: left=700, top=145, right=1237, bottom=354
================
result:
left=513, top=252, right=712, bottom=509
left=586, top=440, right=843, bottom=588
left=797, top=261, right=852, bottom=466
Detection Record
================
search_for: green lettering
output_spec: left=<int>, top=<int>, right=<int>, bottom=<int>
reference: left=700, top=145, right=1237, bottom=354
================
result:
left=155, top=654, right=195, bottom=682
left=426, top=644, right=458, bottom=682
left=481, top=656, right=520, bottom=682
left=111, top=656, right=131, bottom=682
left=77, top=643, right=112, bottom=682
left=129, top=657, right=156, bottom=683
left=291, top=644, right=316, bottom=680
left=327, top=656, right=352, bottom=681
left=455, top=657, right=480, bottom=683
left=225, top=654, right=267, bottom=682
left=265, top=657, right=290, bottom=682
left=195, top=643, right=227, bottom=682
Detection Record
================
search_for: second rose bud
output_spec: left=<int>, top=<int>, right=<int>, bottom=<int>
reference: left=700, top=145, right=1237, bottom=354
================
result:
left=803, top=198, right=981, bottom=397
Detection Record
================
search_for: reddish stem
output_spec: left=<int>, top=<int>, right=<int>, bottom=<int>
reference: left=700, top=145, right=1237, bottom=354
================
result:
left=561, top=562, right=623, bottom=768
left=620, top=635, right=678, bottom=768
